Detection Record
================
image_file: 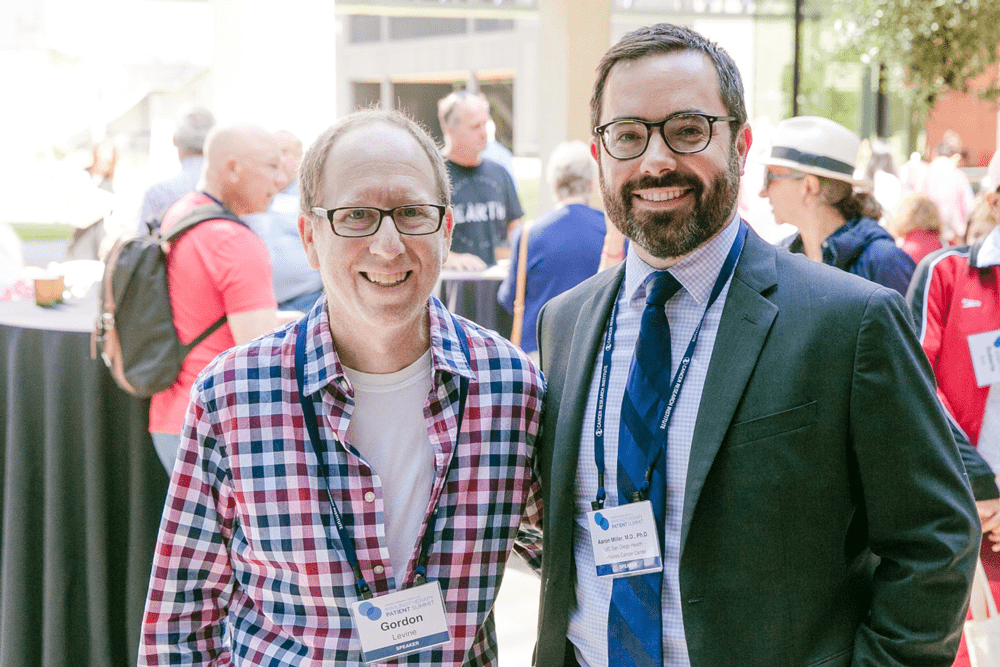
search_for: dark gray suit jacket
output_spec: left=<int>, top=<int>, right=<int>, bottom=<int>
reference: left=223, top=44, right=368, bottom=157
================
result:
left=534, top=227, right=979, bottom=666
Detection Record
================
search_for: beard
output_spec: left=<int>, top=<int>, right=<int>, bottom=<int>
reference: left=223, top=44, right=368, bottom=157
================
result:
left=601, top=146, right=741, bottom=260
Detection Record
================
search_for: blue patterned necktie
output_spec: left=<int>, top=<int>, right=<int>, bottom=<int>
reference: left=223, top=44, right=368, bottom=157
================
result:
left=609, top=270, right=681, bottom=667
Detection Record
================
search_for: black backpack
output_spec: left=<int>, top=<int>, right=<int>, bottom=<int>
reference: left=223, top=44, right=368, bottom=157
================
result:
left=91, top=202, right=244, bottom=398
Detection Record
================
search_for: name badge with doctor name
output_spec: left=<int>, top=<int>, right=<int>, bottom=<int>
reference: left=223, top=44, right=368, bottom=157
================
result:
left=968, top=329, right=1000, bottom=387
left=350, top=580, right=451, bottom=664
left=587, top=501, right=663, bottom=578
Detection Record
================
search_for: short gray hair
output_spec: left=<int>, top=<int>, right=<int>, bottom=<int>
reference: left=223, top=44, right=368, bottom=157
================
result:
left=299, top=108, right=451, bottom=214
left=173, top=105, right=215, bottom=154
left=547, top=141, right=596, bottom=200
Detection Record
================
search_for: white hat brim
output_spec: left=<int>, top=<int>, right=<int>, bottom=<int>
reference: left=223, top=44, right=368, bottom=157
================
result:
left=758, top=155, right=872, bottom=189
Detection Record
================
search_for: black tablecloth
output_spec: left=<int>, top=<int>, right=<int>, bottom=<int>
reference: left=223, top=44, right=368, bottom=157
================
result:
left=441, top=279, right=514, bottom=339
left=0, top=293, right=169, bottom=666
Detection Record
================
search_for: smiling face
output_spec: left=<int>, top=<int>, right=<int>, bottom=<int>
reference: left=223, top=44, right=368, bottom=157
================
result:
left=593, top=51, right=750, bottom=267
left=299, top=122, right=452, bottom=352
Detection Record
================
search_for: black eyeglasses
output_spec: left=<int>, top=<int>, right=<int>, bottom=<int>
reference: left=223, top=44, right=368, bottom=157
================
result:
left=310, top=204, right=446, bottom=238
left=594, top=112, right=737, bottom=160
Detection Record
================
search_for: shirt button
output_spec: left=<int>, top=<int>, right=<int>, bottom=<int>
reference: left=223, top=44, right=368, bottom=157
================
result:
left=364, top=491, right=376, bottom=503
left=373, top=565, right=385, bottom=575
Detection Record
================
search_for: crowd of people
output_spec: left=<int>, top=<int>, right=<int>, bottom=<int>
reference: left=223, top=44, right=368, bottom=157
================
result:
left=6, top=17, right=999, bottom=667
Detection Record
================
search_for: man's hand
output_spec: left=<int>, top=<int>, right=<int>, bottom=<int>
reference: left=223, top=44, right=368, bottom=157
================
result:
left=977, top=498, right=1000, bottom=550
left=443, top=252, right=488, bottom=271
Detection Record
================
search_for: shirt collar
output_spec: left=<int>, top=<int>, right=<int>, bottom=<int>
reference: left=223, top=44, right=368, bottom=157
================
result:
left=976, top=226, right=1000, bottom=267
left=300, top=294, right=474, bottom=398
left=180, top=155, right=204, bottom=171
left=623, top=213, right=741, bottom=306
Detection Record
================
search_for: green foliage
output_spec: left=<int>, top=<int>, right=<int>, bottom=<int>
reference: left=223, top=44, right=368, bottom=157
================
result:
left=516, top=175, right=540, bottom=222
left=788, top=10, right=867, bottom=125
left=846, top=0, right=1000, bottom=107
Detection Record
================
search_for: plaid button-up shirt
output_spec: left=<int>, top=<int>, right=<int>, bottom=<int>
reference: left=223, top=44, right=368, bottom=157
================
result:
left=139, top=296, right=544, bottom=666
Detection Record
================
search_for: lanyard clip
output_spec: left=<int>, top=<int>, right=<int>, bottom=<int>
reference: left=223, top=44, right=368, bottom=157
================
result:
left=357, top=580, right=373, bottom=601
left=592, top=483, right=606, bottom=510
left=631, top=472, right=653, bottom=503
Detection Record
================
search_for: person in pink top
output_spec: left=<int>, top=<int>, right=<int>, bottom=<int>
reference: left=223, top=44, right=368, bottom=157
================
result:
left=917, top=132, right=975, bottom=241
left=891, top=193, right=946, bottom=264
left=149, top=123, right=300, bottom=472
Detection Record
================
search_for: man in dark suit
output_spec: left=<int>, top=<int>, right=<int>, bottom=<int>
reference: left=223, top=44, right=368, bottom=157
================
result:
left=533, top=23, right=979, bottom=667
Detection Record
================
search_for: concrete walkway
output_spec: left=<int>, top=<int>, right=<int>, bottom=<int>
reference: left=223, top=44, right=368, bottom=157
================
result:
left=494, top=555, right=542, bottom=666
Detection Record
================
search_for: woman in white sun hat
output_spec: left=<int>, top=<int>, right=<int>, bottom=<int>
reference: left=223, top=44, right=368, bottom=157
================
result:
left=759, top=115, right=915, bottom=295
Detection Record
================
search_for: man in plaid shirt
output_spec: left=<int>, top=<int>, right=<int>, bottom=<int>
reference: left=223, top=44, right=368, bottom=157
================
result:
left=138, top=109, right=544, bottom=666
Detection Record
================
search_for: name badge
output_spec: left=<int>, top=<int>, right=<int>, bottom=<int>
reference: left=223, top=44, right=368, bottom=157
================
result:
left=351, top=581, right=451, bottom=664
left=587, top=501, right=663, bottom=578
left=968, top=329, right=1000, bottom=387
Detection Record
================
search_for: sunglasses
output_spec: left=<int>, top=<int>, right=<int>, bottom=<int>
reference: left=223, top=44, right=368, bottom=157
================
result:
left=763, top=169, right=807, bottom=188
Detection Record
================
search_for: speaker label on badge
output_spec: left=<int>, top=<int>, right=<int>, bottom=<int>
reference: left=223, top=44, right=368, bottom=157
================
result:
left=351, top=581, right=451, bottom=663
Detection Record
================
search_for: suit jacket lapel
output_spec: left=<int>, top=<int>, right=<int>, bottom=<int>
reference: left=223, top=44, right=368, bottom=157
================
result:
left=681, top=230, right=779, bottom=550
left=550, top=265, right=625, bottom=515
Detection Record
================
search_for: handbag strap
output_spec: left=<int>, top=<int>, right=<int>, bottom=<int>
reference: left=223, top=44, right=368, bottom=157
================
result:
left=970, top=556, right=999, bottom=620
left=510, top=219, right=533, bottom=347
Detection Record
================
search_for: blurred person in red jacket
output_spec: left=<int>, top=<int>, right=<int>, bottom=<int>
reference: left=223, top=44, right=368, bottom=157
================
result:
left=907, top=180, right=1000, bottom=667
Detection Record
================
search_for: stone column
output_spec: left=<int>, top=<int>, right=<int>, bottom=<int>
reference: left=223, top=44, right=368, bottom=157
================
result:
left=536, top=0, right=611, bottom=211
left=380, top=77, right=394, bottom=110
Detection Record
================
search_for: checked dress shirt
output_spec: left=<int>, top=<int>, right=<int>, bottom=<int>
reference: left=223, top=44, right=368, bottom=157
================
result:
left=569, top=216, right=740, bottom=667
left=139, top=296, right=544, bottom=666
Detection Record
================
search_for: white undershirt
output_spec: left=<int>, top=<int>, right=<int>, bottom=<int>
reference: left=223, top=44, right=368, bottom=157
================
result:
left=342, top=350, right=435, bottom=585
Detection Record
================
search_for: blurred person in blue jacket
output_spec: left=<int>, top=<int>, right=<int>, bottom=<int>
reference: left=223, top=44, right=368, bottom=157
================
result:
left=482, top=118, right=518, bottom=191
left=498, top=141, right=605, bottom=358
left=245, top=130, right=323, bottom=312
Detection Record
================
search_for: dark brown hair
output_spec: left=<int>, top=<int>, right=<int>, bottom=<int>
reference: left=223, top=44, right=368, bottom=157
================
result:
left=817, top=177, right=882, bottom=222
left=590, top=23, right=747, bottom=136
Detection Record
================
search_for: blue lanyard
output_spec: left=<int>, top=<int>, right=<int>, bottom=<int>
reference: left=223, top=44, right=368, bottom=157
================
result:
left=592, top=222, right=747, bottom=509
left=294, top=313, right=470, bottom=599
